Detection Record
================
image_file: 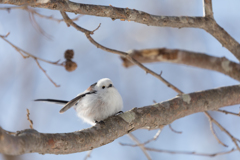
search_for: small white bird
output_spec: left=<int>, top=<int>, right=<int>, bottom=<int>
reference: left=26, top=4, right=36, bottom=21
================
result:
left=35, top=78, right=123, bottom=125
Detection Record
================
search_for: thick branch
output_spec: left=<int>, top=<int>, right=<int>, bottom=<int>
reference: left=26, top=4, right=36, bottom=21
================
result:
left=1, top=0, right=240, bottom=61
left=1, top=84, right=240, bottom=155
left=121, top=48, right=240, bottom=81
left=0, top=0, right=240, bottom=60
left=203, top=19, right=240, bottom=61
left=0, top=0, right=205, bottom=28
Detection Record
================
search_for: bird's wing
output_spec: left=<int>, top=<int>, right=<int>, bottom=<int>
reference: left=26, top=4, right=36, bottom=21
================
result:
left=34, top=99, right=68, bottom=105
left=86, top=82, right=97, bottom=91
left=59, top=91, right=97, bottom=113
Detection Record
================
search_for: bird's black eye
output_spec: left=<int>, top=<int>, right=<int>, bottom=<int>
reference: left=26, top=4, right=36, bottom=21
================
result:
left=102, top=86, right=105, bottom=89
left=108, top=84, right=112, bottom=88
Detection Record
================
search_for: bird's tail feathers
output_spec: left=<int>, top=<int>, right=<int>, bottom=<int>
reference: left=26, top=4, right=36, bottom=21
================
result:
left=34, top=99, right=68, bottom=105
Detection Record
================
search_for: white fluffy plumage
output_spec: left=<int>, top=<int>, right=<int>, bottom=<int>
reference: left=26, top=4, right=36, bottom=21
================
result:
left=35, top=78, right=123, bottom=125
left=75, top=78, right=123, bottom=125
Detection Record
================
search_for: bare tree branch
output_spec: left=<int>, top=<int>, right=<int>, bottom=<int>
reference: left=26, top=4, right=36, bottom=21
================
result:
left=145, top=147, right=236, bottom=157
left=120, top=48, right=240, bottom=81
left=203, top=0, right=213, bottom=17
left=217, top=109, right=240, bottom=117
left=204, top=112, right=240, bottom=151
left=143, top=129, right=162, bottom=145
left=7, top=6, right=82, bottom=23
left=1, top=84, right=240, bottom=155
left=169, top=124, right=182, bottom=134
left=1, top=0, right=239, bottom=61
left=0, top=33, right=62, bottom=65
left=0, top=5, right=82, bottom=38
left=28, top=8, right=53, bottom=39
left=120, top=129, right=161, bottom=147
left=127, top=133, right=151, bottom=160
left=26, top=109, right=33, bottom=129
left=34, top=58, right=60, bottom=87
left=122, top=144, right=236, bottom=157
left=84, top=150, right=92, bottom=160
left=203, top=19, right=240, bottom=61
left=0, top=33, right=62, bottom=87
left=60, top=11, right=183, bottom=94
left=205, top=112, right=228, bottom=147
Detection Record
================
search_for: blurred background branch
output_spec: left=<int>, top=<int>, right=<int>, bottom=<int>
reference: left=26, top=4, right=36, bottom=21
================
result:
left=120, top=48, right=240, bottom=81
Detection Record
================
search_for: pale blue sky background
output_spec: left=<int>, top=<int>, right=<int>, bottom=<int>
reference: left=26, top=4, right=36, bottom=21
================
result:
left=0, top=0, right=240, bottom=160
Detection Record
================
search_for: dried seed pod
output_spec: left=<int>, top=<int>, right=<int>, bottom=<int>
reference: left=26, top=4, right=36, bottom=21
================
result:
left=64, top=60, right=77, bottom=72
left=64, top=49, right=74, bottom=60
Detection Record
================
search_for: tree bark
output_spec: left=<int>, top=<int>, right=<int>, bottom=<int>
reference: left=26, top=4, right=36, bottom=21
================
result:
left=1, top=84, right=240, bottom=155
left=1, top=0, right=239, bottom=61
left=121, top=48, right=240, bottom=81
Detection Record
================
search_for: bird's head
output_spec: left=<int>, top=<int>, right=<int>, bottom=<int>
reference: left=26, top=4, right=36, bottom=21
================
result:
left=96, top=78, right=114, bottom=91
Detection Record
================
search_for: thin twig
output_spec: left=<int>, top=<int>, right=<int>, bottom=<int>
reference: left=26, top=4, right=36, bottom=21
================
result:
left=0, top=6, right=83, bottom=23
left=205, top=112, right=228, bottom=147
left=92, top=23, right=101, bottom=33
left=145, top=147, right=236, bottom=157
left=0, top=6, right=26, bottom=10
left=34, top=59, right=60, bottom=87
left=28, top=10, right=52, bottom=39
left=217, top=109, right=240, bottom=117
left=5, top=131, right=16, bottom=135
left=0, top=33, right=62, bottom=87
left=1, top=6, right=82, bottom=39
left=119, top=130, right=161, bottom=159
left=127, top=133, right=152, bottom=160
left=159, top=71, right=163, bottom=76
left=28, top=8, right=82, bottom=23
left=142, top=129, right=162, bottom=145
left=120, top=129, right=161, bottom=147
left=27, top=7, right=82, bottom=39
left=0, top=34, right=63, bottom=65
left=169, top=124, right=182, bottom=134
left=26, top=109, right=33, bottom=129
left=60, top=11, right=183, bottom=94
left=84, top=150, right=92, bottom=160
left=204, top=112, right=240, bottom=151
left=121, top=143, right=236, bottom=157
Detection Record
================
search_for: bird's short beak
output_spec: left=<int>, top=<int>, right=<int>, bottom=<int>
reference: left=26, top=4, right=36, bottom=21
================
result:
left=108, top=84, right=113, bottom=88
